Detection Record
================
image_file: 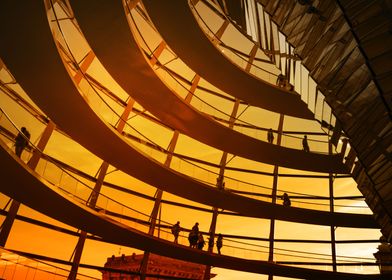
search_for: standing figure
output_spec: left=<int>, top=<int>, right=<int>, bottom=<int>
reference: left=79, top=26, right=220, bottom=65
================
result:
left=276, top=74, right=286, bottom=87
left=171, top=221, right=181, bottom=244
left=15, top=127, right=30, bottom=158
left=208, top=236, right=214, bottom=251
left=302, top=135, right=310, bottom=152
left=267, top=128, right=274, bottom=144
left=197, top=233, right=205, bottom=250
left=192, top=222, right=199, bottom=234
left=188, top=222, right=199, bottom=248
left=282, top=192, right=291, bottom=207
left=216, top=234, right=223, bottom=255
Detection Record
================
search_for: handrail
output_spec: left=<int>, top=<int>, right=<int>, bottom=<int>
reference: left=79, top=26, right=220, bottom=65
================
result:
left=187, top=0, right=354, bottom=156
left=0, top=1, right=380, bottom=276
left=0, top=127, right=376, bottom=262
left=203, top=0, right=346, bottom=141
left=0, top=109, right=359, bottom=264
left=130, top=2, right=335, bottom=151
left=0, top=85, right=365, bottom=209
left=0, top=83, right=354, bottom=194
left=0, top=108, right=374, bottom=263
left=44, top=4, right=352, bottom=210
left=197, top=0, right=299, bottom=62
left=0, top=247, right=99, bottom=280
left=0, top=207, right=379, bottom=246
left=189, top=0, right=280, bottom=79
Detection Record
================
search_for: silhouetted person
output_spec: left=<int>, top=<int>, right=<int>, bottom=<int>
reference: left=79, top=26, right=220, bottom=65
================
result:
left=192, top=222, right=199, bottom=234
left=267, top=128, right=274, bottom=144
left=188, top=222, right=199, bottom=248
left=302, top=135, right=310, bottom=152
left=171, top=221, right=181, bottom=244
left=197, top=233, right=205, bottom=250
left=208, top=237, right=214, bottom=251
left=216, top=234, right=223, bottom=255
left=282, top=192, right=291, bottom=207
left=277, top=74, right=295, bottom=91
left=276, top=74, right=286, bottom=87
left=15, top=127, right=30, bottom=158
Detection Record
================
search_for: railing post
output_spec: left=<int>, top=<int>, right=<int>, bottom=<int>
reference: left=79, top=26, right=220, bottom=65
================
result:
left=267, top=114, right=284, bottom=280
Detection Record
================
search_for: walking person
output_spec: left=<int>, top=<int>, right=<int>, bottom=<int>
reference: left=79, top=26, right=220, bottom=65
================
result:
left=191, top=222, right=199, bottom=235
left=188, top=222, right=199, bottom=248
left=216, top=234, right=223, bottom=255
left=267, top=128, right=274, bottom=144
left=14, top=127, right=30, bottom=158
left=302, top=135, right=310, bottom=152
left=276, top=74, right=286, bottom=87
left=197, top=233, right=205, bottom=250
left=171, top=221, right=181, bottom=244
left=282, top=192, right=291, bottom=207
left=208, top=236, right=214, bottom=251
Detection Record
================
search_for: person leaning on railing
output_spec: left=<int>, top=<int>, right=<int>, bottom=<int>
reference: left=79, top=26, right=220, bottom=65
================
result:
left=171, top=221, right=181, bottom=244
left=14, top=126, right=30, bottom=158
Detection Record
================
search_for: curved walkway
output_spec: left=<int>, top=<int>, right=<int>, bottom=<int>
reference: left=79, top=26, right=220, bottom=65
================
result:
left=142, top=0, right=314, bottom=119
left=0, top=0, right=377, bottom=228
left=68, top=0, right=345, bottom=173
left=0, top=143, right=380, bottom=280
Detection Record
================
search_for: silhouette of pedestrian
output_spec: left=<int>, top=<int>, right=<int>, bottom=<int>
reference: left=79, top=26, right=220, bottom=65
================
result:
left=208, top=237, right=214, bottom=251
left=192, top=222, right=199, bottom=234
left=14, top=127, right=30, bottom=158
left=171, top=221, right=181, bottom=244
left=302, top=135, right=310, bottom=152
left=282, top=192, right=291, bottom=207
left=216, top=234, right=223, bottom=255
left=197, top=233, right=205, bottom=250
left=267, top=128, right=274, bottom=144
left=276, top=74, right=285, bottom=87
left=188, top=222, right=199, bottom=248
